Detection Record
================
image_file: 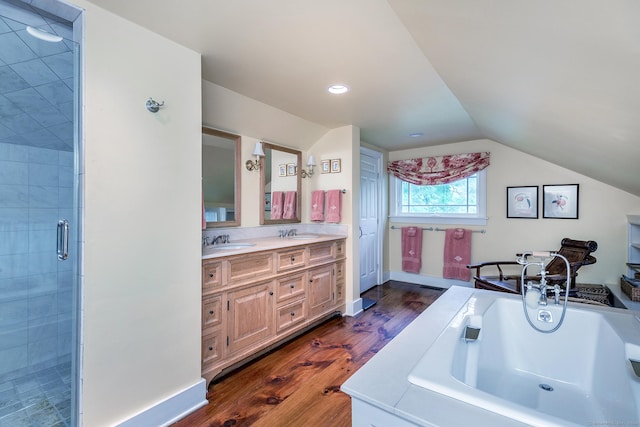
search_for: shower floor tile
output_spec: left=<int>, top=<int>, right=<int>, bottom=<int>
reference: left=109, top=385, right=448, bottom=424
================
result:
left=0, top=362, right=71, bottom=427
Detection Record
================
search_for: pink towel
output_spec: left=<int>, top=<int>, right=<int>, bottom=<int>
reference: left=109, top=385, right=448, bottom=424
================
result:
left=443, top=228, right=472, bottom=281
left=310, top=190, right=325, bottom=222
left=283, top=191, right=297, bottom=219
left=402, top=227, right=422, bottom=273
left=325, top=189, right=342, bottom=223
left=271, top=192, right=284, bottom=219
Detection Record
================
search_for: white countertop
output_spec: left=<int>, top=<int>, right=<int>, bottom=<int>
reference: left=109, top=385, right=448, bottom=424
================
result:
left=201, top=234, right=347, bottom=259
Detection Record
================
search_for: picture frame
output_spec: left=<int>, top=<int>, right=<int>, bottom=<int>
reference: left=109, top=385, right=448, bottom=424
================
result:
left=506, top=186, right=538, bottom=218
left=320, top=160, right=330, bottom=174
left=330, top=159, right=341, bottom=173
left=286, top=163, right=296, bottom=176
left=543, top=184, right=579, bottom=219
left=278, top=164, right=287, bottom=177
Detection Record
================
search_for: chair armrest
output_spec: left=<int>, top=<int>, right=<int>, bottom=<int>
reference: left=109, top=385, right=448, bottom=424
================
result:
left=466, top=261, right=520, bottom=281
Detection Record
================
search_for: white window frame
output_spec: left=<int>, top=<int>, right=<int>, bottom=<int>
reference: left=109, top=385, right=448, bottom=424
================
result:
left=389, top=169, right=487, bottom=226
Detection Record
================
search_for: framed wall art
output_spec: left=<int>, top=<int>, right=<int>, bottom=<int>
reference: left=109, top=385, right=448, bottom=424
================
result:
left=321, top=159, right=330, bottom=174
left=330, top=159, right=341, bottom=173
left=506, top=186, right=538, bottom=218
left=278, top=164, right=287, bottom=177
left=543, top=184, right=579, bottom=219
left=286, top=163, right=296, bottom=176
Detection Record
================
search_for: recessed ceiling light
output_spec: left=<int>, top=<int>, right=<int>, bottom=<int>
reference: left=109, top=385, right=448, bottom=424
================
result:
left=327, top=84, right=349, bottom=95
left=409, top=132, right=424, bottom=138
left=26, top=26, right=63, bottom=43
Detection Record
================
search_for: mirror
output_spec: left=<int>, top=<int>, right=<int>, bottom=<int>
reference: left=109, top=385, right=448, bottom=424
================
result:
left=260, top=142, right=302, bottom=224
left=202, top=127, right=241, bottom=228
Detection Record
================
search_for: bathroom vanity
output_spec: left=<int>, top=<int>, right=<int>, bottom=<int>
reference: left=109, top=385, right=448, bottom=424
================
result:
left=201, top=236, right=346, bottom=385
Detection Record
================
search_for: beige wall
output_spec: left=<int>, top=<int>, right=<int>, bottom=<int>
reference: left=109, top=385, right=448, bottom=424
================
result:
left=78, top=1, right=203, bottom=425
left=388, top=139, right=640, bottom=286
left=306, top=126, right=360, bottom=304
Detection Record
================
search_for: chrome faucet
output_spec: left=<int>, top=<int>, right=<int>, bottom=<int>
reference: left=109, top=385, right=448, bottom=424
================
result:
left=213, top=234, right=230, bottom=245
left=203, top=235, right=210, bottom=247
left=287, top=229, right=297, bottom=237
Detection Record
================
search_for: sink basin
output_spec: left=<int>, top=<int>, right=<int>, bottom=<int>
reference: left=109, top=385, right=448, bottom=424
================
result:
left=289, top=234, right=320, bottom=239
left=209, top=243, right=256, bottom=250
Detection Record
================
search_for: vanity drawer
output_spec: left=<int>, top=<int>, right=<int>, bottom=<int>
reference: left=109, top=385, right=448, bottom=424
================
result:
left=203, top=294, right=223, bottom=329
left=202, top=329, right=224, bottom=369
left=335, top=260, right=345, bottom=282
left=336, top=239, right=345, bottom=258
left=276, top=299, right=306, bottom=333
left=308, top=242, right=335, bottom=265
left=275, top=272, right=306, bottom=303
left=227, top=252, right=274, bottom=284
left=276, top=248, right=306, bottom=272
left=202, top=260, right=223, bottom=293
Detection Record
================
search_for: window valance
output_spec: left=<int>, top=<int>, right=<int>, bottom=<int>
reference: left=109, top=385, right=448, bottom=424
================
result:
left=387, top=151, right=490, bottom=185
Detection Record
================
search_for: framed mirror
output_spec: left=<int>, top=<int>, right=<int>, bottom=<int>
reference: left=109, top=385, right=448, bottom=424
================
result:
left=260, top=142, right=302, bottom=224
left=202, top=127, right=241, bottom=228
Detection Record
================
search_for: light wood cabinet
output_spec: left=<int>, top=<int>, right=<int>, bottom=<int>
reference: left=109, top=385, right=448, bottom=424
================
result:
left=308, top=264, right=334, bottom=318
left=201, top=238, right=346, bottom=385
left=227, top=281, right=274, bottom=354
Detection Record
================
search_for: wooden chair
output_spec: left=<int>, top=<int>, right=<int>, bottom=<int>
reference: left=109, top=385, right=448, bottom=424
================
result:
left=467, top=238, right=598, bottom=294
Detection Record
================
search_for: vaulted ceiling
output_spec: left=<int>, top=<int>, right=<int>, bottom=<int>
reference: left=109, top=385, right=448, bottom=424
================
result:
left=87, top=0, right=640, bottom=197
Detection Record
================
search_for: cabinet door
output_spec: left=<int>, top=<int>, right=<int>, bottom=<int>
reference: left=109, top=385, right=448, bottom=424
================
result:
left=227, top=281, right=274, bottom=354
left=308, top=265, right=335, bottom=318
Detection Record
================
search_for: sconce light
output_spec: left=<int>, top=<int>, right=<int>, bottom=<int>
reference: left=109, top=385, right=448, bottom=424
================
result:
left=301, top=155, right=316, bottom=178
left=245, top=142, right=265, bottom=171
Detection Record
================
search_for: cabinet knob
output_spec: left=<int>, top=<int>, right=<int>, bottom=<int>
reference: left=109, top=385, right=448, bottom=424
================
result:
left=290, top=284, right=295, bottom=289
left=290, top=312, right=295, bottom=316
left=291, top=256, right=295, bottom=263
left=208, top=273, right=215, bottom=278
left=269, top=291, right=274, bottom=295
left=209, top=310, right=214, bottom=315
left=208, top=346, right=213, bottom=351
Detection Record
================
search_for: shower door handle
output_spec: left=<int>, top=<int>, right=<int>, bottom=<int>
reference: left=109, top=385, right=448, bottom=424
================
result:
left=57, top=219, right=69, bottom=261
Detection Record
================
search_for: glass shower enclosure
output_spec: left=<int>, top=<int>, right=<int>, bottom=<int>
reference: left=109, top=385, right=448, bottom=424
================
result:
left=0, top=0, right=81, bottom=425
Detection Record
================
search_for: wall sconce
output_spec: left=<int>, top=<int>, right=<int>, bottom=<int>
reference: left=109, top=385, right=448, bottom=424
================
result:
left=245, top=142, right=265, bottom=171
left=301, top=155, right=316, bottom=178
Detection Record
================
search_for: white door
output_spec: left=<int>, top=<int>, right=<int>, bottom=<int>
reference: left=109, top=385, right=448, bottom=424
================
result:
left=359, top=148, right=382, bottom=293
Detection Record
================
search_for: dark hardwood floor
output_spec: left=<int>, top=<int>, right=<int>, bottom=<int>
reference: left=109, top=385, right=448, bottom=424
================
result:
left=174, top=281, right=444, bottom=427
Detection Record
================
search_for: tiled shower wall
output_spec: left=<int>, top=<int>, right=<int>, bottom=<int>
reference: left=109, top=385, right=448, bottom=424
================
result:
left=0, top=141, right=75, bottom=378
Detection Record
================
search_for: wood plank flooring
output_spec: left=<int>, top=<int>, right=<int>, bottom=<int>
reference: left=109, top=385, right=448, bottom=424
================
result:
left=173, top=281, right=445, bottom=427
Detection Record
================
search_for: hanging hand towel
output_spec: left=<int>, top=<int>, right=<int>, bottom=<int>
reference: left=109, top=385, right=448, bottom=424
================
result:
left=271, top=191, right=284, bottom=219
left=402, top=226, right=423, bottom=273
left=325, top=189, right=342, bottom=223
left=443, top=228, right=472, bottom=281
left=283, top=191, right=297, bottom=219
left=310, top=190, right=325, bottom=222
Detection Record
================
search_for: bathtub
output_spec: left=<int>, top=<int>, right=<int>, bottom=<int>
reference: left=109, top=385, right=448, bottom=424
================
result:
left=408, top=292, right=640, bottom=426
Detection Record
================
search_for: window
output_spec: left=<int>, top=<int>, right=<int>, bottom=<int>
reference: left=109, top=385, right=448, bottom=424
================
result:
left=390, top=170, right=487, bottom=225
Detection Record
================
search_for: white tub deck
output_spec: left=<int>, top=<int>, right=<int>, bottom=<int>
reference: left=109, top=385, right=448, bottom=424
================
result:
left=341, top=286, right=640, bottom=427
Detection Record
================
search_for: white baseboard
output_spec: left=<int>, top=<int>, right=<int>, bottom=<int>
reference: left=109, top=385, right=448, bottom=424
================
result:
left=388, top=271, right=472, bottom=289
left=345, top=297, right=363, bottom=317
left=116, top=378, right=208, bottom=427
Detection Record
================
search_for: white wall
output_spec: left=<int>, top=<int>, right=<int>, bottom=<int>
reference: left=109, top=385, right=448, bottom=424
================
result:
left=388, top=139, right=640, bottom=286
left=76, top=1, right=203, bottom=425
